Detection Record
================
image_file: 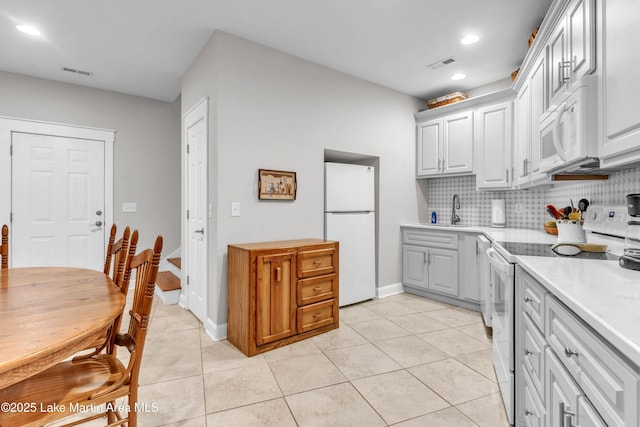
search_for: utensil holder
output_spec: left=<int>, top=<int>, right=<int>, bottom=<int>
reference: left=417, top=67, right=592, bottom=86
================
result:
left=556, top=220, right=586, bottom=243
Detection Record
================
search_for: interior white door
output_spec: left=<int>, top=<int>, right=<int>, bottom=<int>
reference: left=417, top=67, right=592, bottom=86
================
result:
left=11, top=132, right=105, bottom=269
left=184, top=99, right=208, bottom=323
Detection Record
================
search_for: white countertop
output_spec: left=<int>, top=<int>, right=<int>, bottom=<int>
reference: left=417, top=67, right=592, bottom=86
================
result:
left=401, top=223, right=640, bottom=367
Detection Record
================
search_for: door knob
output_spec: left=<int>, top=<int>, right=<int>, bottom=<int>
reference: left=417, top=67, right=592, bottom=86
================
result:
left=94, top=220, right=103, bottom=227
left=96, top=210, right=102, bottom=216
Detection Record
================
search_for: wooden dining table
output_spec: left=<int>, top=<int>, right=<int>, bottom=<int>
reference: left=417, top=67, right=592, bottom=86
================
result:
left=0, top=267, right=125, bottom=389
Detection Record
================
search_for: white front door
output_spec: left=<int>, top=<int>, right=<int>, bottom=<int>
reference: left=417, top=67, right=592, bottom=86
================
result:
left=11, top=132, right=105, bottom=269
left=184, top=98, right=208, bottom=323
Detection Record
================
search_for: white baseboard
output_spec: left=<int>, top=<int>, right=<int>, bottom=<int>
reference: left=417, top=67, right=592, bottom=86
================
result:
left=204, top=318, right=227, bottom=341
left=376, top=282, right=404, bottom=299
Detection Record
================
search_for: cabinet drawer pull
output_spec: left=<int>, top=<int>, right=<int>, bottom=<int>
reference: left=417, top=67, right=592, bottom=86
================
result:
left=564, top=347, right=579, bottom=358
left=312, top=260, right=321, bottom=265
left=313, top=313, right=322, bottom=318
left=313, top=287, right=322, bottom=292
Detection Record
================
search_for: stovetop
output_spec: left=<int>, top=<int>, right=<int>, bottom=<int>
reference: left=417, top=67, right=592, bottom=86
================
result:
left=495, top=241, right=620, bottom=261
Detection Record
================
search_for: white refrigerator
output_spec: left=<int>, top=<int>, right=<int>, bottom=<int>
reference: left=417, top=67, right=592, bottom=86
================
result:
left=324, top=162, right=376, bottom=306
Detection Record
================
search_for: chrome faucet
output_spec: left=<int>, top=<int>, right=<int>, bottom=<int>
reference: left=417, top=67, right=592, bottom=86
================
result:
left=451, top=194, right=461, bottom=225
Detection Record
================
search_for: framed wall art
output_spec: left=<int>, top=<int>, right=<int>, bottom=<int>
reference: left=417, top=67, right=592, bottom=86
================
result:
left=258, top=169, right=297, bottom=200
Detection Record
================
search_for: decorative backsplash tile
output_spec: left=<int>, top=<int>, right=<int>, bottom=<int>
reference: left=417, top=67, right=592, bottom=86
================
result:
left=425, top=166, right=640, bottom=230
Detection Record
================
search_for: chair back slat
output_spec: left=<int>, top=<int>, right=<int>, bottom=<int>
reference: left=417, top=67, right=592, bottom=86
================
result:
left=104, top=225, right=131, bottom=291
left=122, top=234, right=162, bottom=386
left=1, top=225, right=8, bottom=269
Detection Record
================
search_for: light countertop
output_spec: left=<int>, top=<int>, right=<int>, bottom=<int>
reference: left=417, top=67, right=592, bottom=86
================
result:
left=401, top=223, right=640, bottom=367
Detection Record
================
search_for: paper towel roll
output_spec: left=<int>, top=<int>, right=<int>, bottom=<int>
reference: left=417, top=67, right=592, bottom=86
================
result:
left=491, top=199, right=506, bottom=228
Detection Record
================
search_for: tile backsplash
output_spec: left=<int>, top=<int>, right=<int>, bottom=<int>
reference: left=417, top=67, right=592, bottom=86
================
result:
left=425, top=166, right=640, bottom=230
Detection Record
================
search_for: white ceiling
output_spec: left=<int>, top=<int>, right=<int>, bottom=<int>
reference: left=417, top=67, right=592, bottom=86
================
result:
left=0, top=0, right=553, bottom=103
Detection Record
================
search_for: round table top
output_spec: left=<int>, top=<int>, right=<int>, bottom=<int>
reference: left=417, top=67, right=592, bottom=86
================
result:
left=0, top=267, right=125, bottom=389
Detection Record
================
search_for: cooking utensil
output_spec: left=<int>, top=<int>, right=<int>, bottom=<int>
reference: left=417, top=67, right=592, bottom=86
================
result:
left=564, top=206, right=573, bottom=219
left=546, top=204, right=562, bottom=219
left=578, top=198, right=589, bottom=214
left=551, top=243, right=608, bottom=256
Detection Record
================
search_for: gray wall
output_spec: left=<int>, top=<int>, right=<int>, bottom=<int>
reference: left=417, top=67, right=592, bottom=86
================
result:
left=0, top=70, right=181, bottom=252
left=182, top=31, right=426, bottom=329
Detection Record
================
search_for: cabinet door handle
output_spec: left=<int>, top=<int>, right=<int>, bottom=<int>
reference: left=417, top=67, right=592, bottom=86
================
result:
left=524, top=296, right=533, bottom=303
left=275, top=267, right=282, bottom=282
left=524, top=348, right=533, bottom=356
left=524, top=409, right=535, bottom=417
left=564, top=347, right=579, bottom=358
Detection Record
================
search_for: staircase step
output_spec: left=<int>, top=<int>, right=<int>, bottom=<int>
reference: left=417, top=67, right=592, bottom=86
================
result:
left=156, top=271, right=181, bottom=292
left=168, top=257, right=181, bottom=269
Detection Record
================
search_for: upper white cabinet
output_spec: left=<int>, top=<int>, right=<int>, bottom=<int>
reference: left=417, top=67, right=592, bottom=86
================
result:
left=547, top=0, right=595, bottom=108
left=416, top=111, right=473, bottom=177
left=514, top=52, right=551, bottom=189
left=597, top=0, right=640, bottom=167
left=475, top=100, right=513, bottom=190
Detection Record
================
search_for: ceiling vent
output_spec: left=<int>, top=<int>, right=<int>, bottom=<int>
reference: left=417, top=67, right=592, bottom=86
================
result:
left=61, top=67, right=93, bottom=77
left=427, top=57, right=455, bottom=70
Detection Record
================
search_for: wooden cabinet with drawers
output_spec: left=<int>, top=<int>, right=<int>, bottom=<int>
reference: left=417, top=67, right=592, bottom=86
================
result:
left=227, top=238, right=339, bottom=356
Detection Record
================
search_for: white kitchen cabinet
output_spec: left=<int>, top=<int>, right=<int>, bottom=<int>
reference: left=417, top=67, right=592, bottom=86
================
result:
left=548, top=0, right=595, bottom=108
left=416, top=120, right=440, bottom=176
left=427, top=247, right=459, bottom=296
left=514, top=266, right=640, bottom=427
left=459, top=233, right=480, bottom=303
left=514, top=52, right=551, bottom=189
left=402, top=245, right=458, bottom=297
left=401, top=228, right=461, bottom=300
left=416, top=111, right=473, bottom=177
left=597, top=0, right=640, bottom=167
left=475, top=100, right=513, bottom=190
left=546, top=349, right=606, bottom=427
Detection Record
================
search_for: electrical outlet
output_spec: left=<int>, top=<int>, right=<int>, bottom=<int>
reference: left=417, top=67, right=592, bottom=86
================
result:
left=122, top=202, right=137, bottom=213
left=231, top=202, right=240, bottom=217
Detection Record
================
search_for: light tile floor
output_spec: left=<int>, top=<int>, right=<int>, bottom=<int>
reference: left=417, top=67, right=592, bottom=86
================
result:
left=54, top=292, right=509, bottom=426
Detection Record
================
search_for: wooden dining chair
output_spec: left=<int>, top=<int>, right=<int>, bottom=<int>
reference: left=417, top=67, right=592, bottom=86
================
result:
left=104, top=224, right=131, bottom=289
left=1, top=224, right=8, bottom=269
left=81, top=227, right=137, bottom=355
left=0, top=233, right=163, bottom=427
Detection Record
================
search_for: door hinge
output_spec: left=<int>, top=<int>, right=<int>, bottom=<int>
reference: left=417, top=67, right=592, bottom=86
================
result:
left=186, top=275, right=190, bottom=286
left=186, top=144, right=190, bottom=154
left=9, top=144, right=13, bottom=156
left=186, top=209, right=190, bottom=220
left=9, top=212, right=13, bottom=224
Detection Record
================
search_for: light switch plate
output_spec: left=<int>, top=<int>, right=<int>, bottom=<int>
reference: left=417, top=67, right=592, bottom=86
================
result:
left=231, top=202, right=240, bottom=217
left=122, top=202, right=137, bottom=213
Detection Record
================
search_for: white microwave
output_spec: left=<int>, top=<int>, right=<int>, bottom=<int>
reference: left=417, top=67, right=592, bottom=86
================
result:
left=539, top=76, right=598, bottom=174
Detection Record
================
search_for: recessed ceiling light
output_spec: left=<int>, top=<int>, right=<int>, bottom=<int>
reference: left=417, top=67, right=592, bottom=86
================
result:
left=16, top=25, right=41, bottom=36
left=451, top=73, right=466, bottom=81
left=460, top=34, right=479, bottom=45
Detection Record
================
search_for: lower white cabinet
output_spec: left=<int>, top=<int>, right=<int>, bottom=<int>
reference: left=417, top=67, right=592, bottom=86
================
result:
left=546, top=349, right=606, bottom=427
left=401, top=227, right=460, bottom=300
left=402, top=244, right=458, bottom=297
left=515, top=267, right=640, bottom=427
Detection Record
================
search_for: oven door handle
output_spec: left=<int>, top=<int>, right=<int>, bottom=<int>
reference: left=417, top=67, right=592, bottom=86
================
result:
left=486, top=247, right=513, bottom=275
